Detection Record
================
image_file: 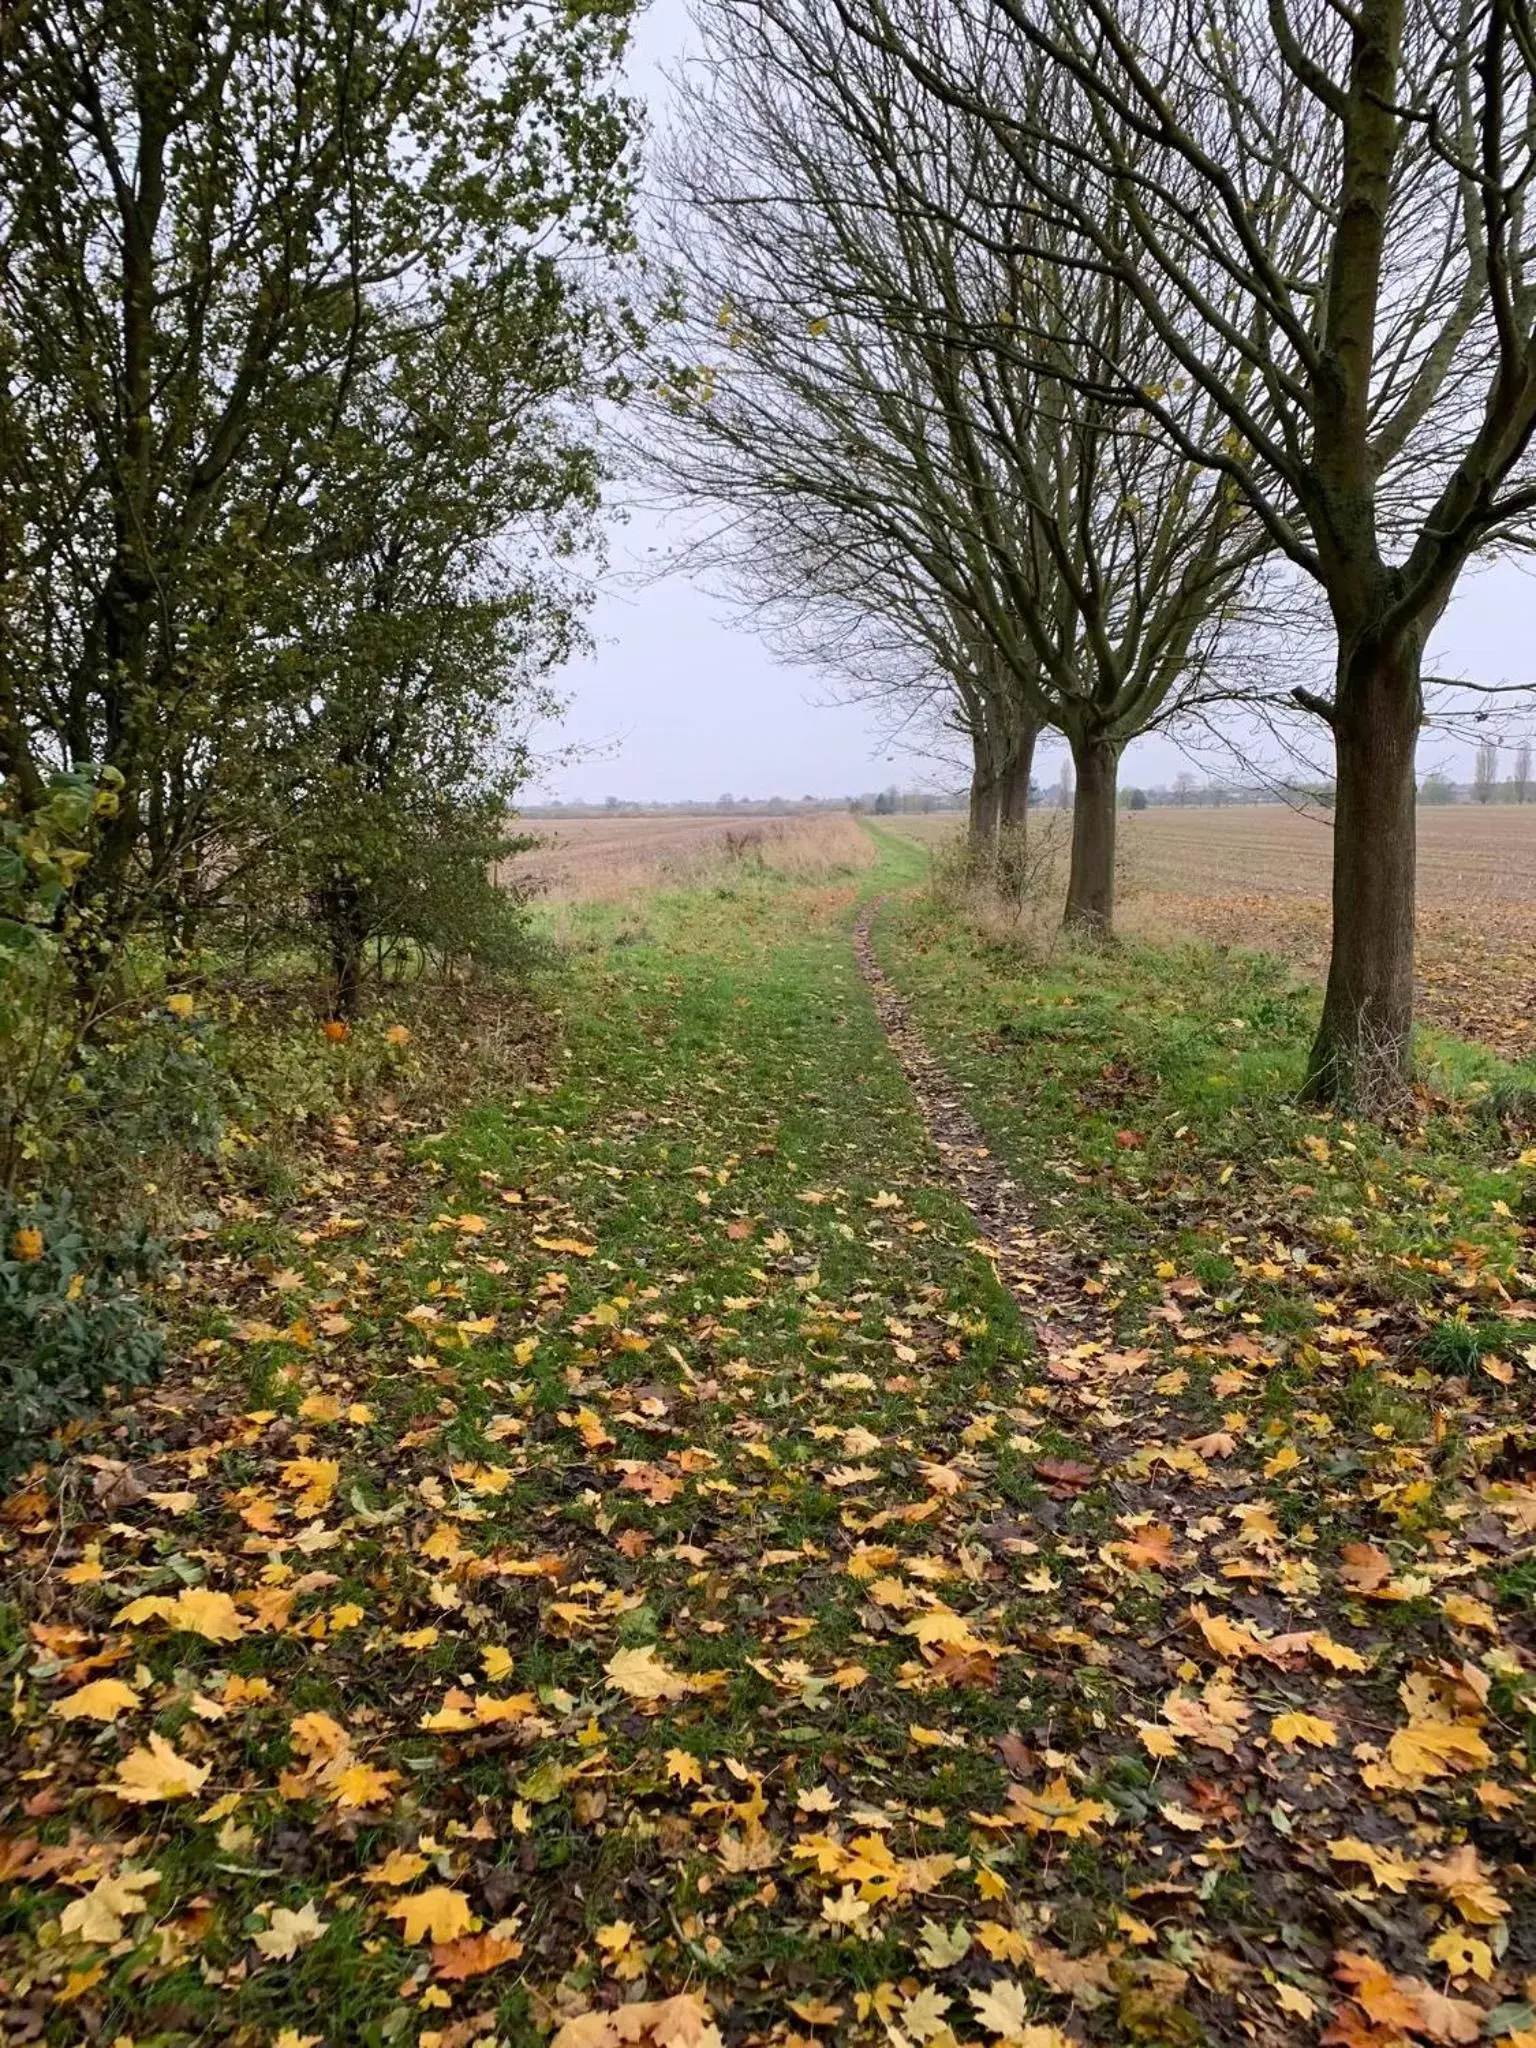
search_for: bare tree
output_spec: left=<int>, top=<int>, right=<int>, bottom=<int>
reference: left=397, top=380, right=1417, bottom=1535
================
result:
left=644, top=0, right=1269, bottom=934
left=1474, top=740, right=1500, bottom=802
left=679, top=487, right=1044, bottom=860
left=1516, top=739, right=1532, bottom=802
left=835, top=0, right=1536, bottom=1102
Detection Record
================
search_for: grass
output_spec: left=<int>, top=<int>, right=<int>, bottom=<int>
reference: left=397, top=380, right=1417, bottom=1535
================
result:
left=1, top=829, right=1533, bottom=2048
left=878, top=879, right=1536, bottom=1337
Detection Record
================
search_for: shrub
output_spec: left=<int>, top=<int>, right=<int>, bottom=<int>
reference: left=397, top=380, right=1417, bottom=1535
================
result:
left=0, top=1195, right=164, bottom=1478
left=0, top=765, right=123, bottom=1189
left=928, top=815, right=1066, bottom=953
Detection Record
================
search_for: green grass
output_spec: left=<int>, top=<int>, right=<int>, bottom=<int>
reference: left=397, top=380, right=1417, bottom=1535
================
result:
left=878, top=886, right=1536, bottom=1349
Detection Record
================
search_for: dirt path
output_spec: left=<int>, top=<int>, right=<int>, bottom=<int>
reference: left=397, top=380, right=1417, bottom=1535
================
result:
left=852, top=898, right=1091, bottom=1327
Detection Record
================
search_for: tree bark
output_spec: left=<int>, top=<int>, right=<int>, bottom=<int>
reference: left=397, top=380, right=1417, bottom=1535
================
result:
left=998, top=720, right=1037, bottom=832
left=1062, top=732, right=1119, bottom=936
left=968, top=727, right=1002, bottom=850
left=1304, top=639, right=1420, bottom=1108
left=319, top=872, right=370, bottom=1020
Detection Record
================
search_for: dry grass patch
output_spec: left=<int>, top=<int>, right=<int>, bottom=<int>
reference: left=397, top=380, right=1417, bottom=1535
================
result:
left=507, top=809, right=876, bottom=905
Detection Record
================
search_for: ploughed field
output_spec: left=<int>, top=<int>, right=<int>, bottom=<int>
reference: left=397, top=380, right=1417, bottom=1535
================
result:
left=898, top=804, right=1536, bottom=1060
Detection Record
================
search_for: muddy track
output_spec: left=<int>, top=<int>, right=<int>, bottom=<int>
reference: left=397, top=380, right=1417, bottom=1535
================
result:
left=852, top=897, right=1093, bottom=1328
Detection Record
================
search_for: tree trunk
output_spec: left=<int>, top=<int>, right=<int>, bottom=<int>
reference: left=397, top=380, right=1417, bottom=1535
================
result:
left=968, top=729, right=1002, bottom=850
left=1304, top=640, right=1420, bottom=1109
left=998, top=720, right=1037, bottom=833
left=319, top=872, right=369, bottom=1019
left=1062, top=732, right=1119, bottom=936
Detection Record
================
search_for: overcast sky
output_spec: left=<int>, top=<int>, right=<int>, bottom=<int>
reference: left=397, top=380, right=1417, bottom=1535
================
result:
left=532, top=0, right=1536, bottom=805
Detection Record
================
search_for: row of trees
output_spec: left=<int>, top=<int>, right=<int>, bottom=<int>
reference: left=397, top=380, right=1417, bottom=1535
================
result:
left=1472, top=741, right=1534, bottom=803
left=645, top=0, right=1536, bottom=1108
left=2, top=0, right=642, bottom=1018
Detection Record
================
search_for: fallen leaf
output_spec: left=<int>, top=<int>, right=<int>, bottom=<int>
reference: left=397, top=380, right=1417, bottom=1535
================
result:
left=432, top=1930, right=525, bottom=1979
left=51, top=1678, right=140, bottom=1724
left=253, top=1900, right=330, bottom=1960
left=109, top=1734, right=210, bottom=1804
left=1271, top=1711, right=1337, bottom=1749
left=59, top=1869, right=159, bottom=1945
left=384, top=1887, right=475, bottom=1945
left=605, top=1644, right=693, bottom=1702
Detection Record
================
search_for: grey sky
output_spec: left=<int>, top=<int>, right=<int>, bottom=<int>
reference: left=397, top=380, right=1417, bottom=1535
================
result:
left=533, top=0, right=1536, bottom=805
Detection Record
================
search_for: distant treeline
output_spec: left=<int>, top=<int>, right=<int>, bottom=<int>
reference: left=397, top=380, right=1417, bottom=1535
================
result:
left=526, top=770, right=1536, bottom=817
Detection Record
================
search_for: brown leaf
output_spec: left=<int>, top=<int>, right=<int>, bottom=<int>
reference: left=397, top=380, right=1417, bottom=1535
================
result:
left=432, top=1931, right=525, bottom=1981
left=1034, top=1458, right=1097, bottom=1495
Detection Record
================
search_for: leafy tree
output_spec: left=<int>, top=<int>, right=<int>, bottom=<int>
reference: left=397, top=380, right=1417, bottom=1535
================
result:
left=0, top=0, right=639, bottom=995
left=230, top=263, right=619, bottom=1013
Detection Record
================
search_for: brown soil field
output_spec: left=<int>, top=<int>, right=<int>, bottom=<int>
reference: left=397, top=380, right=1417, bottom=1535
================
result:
left=897, top=803, right=1536, bottom=1060
left=1117, top=804, right=1536, bottom=1059
left=507, top=809, right=876, bottom=904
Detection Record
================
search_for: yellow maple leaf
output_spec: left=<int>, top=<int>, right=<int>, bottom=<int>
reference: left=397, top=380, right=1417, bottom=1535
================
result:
left=114, top=1593, right=177, bottom=1627
left=385, top=1887, right=475, bottom=1944
left=1270, top=1711, right=1337, bottom=1749
left=168, top=1587, right=246, bottom=1642
left=51, top=1677, right=140, bottom=1723
left=289, top=1709, right=349, bottom=1759
left=365, top=1849, right=430, bottom=1886
left=62, top=1548, right=106, bottom=1585
left=975, top=1919, right=1030, bottom=1963
left=1441, top=1593, right=1498, bottom=1633
left=473, top=1693, right=535, bottom=1725
left=1326, top=1837, right=1418, bottom=1893
left=59, top=1868, right=159, bottom=1944
left=903, top=1608, right=987, bottom=1654
left=331, top=1762, right=400, bottom=1808
left=114, top=1586, right=246, bottom=1641
left=420, top=1523, right=467, bottom=1565
left=1310, top=1633, right=1368, bottom=1672
left=1420, top=1845, right=1509, bottom=1925
left=1137, top=1721, right=1181, bottom=1759
left=279, top=1456, right=339, bottom=1518
left=1426, top=1929, right=1494, bottom=1981
left=1006, top=1776, right=1115, bottom=1839
left=968, top=1979, right=1034, bottom=2038
left=253, top=1900, right=330, bottom=1959
left=666, top=1748, right=704, bottom=1786
left=109, top=1733, right=210, bottom=1803
left=551, top=1992, right=723, bottom=2048
left=604, top=1644, right=693, bottom=1702
left=1385, top=1719, right=1492, bottom=1786
left=1189, top=1604, right=1265, bottom=1661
